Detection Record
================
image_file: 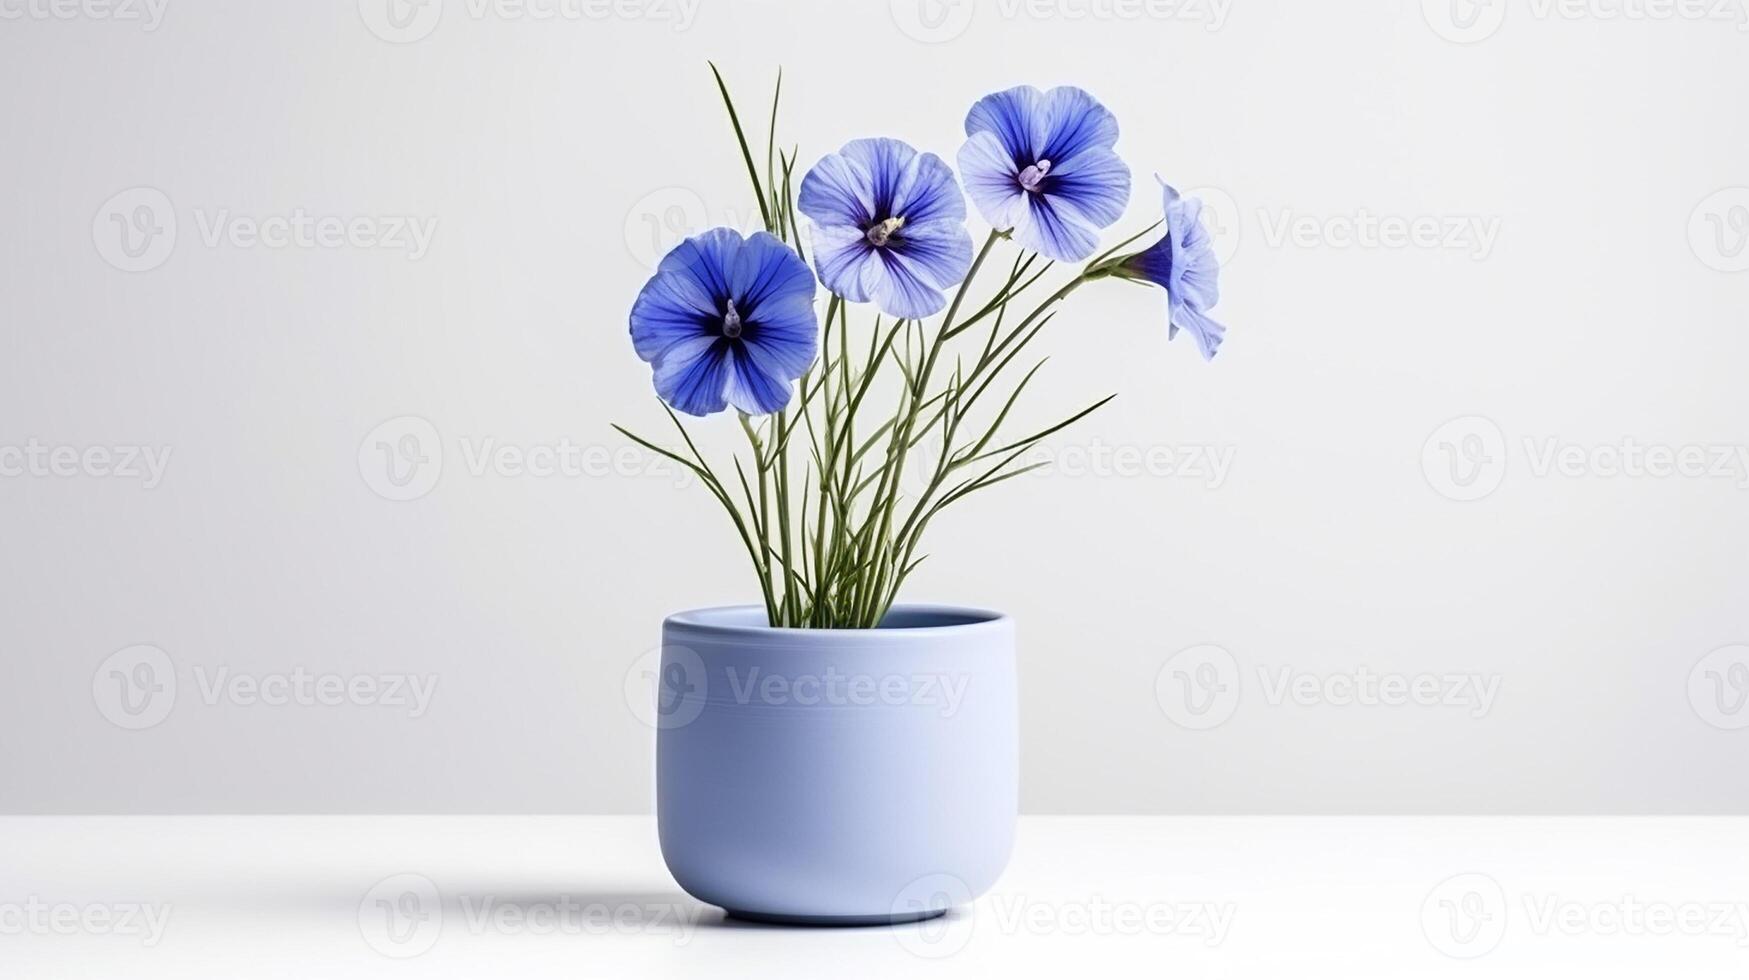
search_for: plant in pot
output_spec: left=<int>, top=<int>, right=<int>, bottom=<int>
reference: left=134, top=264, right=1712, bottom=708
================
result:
left=619, top=66, right=1230, bottom=925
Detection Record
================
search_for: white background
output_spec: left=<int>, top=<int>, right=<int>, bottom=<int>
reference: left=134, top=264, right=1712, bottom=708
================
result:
left=2, top=0, right=1746, bottom=814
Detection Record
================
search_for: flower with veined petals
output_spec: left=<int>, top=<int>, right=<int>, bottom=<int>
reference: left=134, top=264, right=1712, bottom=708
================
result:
left=956, top=85, right=1131, bottom=263
left=797, top=137, right=974, bottom=319
left=628, top=228, right=818, bottom=416
left=1109, top=180, right=1228, bottom=361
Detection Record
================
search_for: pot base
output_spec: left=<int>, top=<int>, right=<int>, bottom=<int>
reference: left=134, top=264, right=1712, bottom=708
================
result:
left=724, top=907, right=949, bottom=927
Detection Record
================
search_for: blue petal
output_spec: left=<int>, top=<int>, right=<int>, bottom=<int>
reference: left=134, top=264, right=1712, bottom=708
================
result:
left=964, top=85, right=1044, bottom=163
left=839, top=138, right=916, bottom=218
left=798, top=153, right=875, bottom=229
left=891, top=151, right=966, bottom=226
left=731, top=232, right=818, bottom=413
left=731, top=231, right=816, bottom=317
left=1170, top=301, right=1226, bottom=361
left=1014, top=193, right=1099, bottom=262
left=1045, top=146, right=1129, bottom=230
left=891, top=218, right=974, bottom=290
left=629, top=229, right=743, bottom=364
left=742, top=292, right=819, bottom=383
left=656, top=226, right=739, bottom=304
left=1038, top=86, right=1120, bottom=163
left=873, top=249, right=949, bottom=319
left=723, top=346, right=793, bottom=415
left=653, top=338, right=732, bottom=416
left=811, top=224, right=881, bottom=303
left=957, top=130, right=1028, bottom=230
left=1169, top=193, right=1220, bottom=309
left=1121, top=233, right=1174, bottom=288
left=628, top=270, right=713, bottom=364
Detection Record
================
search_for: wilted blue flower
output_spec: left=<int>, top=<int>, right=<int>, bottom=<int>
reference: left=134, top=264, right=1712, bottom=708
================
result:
left=957, top=85, right=1131, bottom=263
left=629, top=228, right=818, bottom=416
left=797, top=138, right=974, bottom=319
left=1114, top=181, right=1227, bottom=360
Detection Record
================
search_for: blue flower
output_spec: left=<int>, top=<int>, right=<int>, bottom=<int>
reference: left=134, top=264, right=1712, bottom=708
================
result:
left=956, top=85, right=1131, bottom=263
left=629, top=228, right=818, bottom=416
left=797, top=138, right=974, bottom=319
left=1114, top=181, right=1227, bottom=360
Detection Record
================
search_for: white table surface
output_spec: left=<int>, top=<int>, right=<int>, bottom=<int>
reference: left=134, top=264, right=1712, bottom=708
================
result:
left=3, top=816, right=1746, bottom=978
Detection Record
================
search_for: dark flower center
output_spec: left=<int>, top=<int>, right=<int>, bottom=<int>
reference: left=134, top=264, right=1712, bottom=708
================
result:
left=865, top=216, right=905, bottom=248
left=721, top=298, right=744, bottom=339
left=1018, top=159, right=1053, bottom=194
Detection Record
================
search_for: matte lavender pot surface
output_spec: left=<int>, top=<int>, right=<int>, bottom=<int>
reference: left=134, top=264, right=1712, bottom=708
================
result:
left=655, top=604, right=1018, bottom=924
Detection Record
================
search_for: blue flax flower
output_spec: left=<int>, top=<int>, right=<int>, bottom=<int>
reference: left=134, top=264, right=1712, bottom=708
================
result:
left=629, top=228, right=818, bottom=416
left=957, top=85, right=1131, bottom=263
left=1114, top=180, right=1227, bottom=360
left=797, top=137, right=974, bottom=319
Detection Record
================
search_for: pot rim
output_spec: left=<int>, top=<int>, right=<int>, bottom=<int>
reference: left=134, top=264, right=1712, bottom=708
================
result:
left=664, top=603, right=1011, bottom=644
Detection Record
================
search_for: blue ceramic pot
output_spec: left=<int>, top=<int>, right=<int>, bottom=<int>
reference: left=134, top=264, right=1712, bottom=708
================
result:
left=655, top=604, right=1017, bottom=925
